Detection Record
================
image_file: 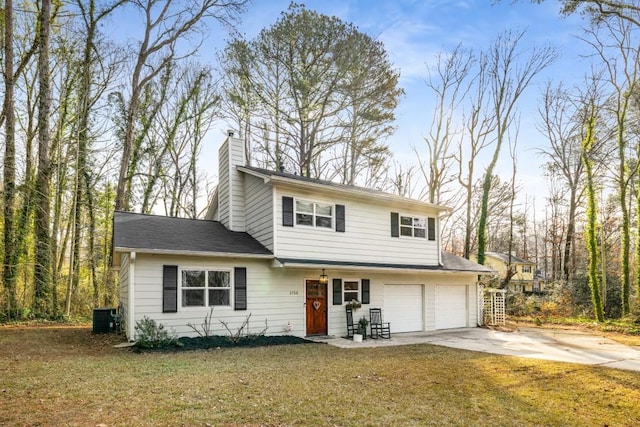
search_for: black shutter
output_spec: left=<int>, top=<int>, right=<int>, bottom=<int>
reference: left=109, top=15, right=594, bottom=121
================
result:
left=234, top=267, right=247, bottom=310
left=335, top=204, right=345, bottom=232
left=391, top=212, right=399, bottom=237
left=428, top=217, right=436, bottom=241
left=163, top=265, right=178, bottom=313
left=361, top=279, right=370, bottom=304
left=333, top=278, right=342, bottom=305
left=283, top=196, right=294, bottom=227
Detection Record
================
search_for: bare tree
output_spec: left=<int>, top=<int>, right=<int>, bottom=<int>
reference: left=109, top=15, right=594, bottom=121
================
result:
left=476, top=30, right=557, bottom=265
left=537, top=83, right=587, bottom=284
left=532, top=0, right=640, bottom=27
left=2, top=0, right=18, bottom=316
left=582, top=100, right=606, bottom=321
left=114, top=0, right=247, bottom=211
left=420, top=45, right=473, bottom=205
left=66, top=0, right=125, bottom=316
left=33, top=0, right=53, bottom=316
left=455, top=52, right=497, bottom=259
left=582, top=16, right=640, bottom=314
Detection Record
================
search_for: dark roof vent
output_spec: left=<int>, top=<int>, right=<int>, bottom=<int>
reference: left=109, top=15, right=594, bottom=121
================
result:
left=227, top=129, right=235, bottom=137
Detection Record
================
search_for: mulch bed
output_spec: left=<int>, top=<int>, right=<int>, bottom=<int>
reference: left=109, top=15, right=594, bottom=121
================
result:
left=134, top=335, right=314, bottom=352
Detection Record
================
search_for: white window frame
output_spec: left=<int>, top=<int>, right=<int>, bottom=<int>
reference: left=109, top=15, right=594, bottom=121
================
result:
left=399, top=214, right=427, bottom=238
left=522, top=266, right=532, bottom=274
left=343, top=279, right=360, bottom=304
left=180, top=268, right=232, bottom=308
left=295, top=199, right=334, bottom=229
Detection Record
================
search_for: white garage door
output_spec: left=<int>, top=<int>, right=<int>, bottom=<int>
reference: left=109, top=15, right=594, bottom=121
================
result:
left=435, top=285, right=468, bottom=329
left=384, top=285, right=423, bottom=333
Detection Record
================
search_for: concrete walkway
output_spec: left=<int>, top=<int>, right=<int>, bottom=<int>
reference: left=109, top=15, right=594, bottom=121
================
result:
left=311, top=327, right=640, bottom=372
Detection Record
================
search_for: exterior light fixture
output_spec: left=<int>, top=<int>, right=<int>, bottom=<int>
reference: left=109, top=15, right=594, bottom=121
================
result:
left=319, top=269, right=328, bottom=285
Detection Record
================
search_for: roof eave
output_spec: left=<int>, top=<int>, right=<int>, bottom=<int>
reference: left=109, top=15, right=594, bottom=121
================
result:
left=114, top=247, right=274, bottom=260
left=237, top=166, right=452, bottom=214
left=274, top=258, right=487, bottom=274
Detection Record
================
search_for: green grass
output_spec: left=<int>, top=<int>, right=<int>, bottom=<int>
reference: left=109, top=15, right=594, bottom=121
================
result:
left=2, top=325, right=640, bottom=426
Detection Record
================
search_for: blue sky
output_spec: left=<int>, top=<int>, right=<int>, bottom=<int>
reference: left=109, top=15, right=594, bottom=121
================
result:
left=216, top=1, right=587, bottom=200
left=112, top=0, right=589, bottom=207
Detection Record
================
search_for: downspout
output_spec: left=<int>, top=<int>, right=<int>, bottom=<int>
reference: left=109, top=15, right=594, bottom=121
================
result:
left=127, top=251, right=136, bottom=341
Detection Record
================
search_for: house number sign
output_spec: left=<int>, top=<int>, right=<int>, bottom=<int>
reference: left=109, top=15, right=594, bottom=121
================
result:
left=313, top=301, right=321, bottom=310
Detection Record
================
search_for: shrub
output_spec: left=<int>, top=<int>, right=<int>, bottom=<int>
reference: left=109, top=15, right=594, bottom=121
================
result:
left=134, top=316, right=180, bottom=349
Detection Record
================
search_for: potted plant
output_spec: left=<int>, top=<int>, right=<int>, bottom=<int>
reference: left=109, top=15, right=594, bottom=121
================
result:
left=357, top=316, right=369, bottom=337
left=346, top=299, right=362, bottom=310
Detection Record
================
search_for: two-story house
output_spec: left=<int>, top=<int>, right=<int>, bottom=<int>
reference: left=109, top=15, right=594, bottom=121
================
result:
left=112, top=133, right=492, bottom=340
left=481, top=252, right=537, bottom=292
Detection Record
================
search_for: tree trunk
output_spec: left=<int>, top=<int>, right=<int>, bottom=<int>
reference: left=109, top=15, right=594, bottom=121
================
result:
left=2, top=0, right=18, bottom=317
left=582, top=108, right=604, bottom=322
left=33, top=0, right=53, bottom=317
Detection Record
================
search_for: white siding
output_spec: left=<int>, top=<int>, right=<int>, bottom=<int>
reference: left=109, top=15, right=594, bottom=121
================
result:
left=127, top=254, right=478, bottom=339
left=274, top=187, right=440, bottom=265
left=229, top=137, right=246, bottom=231
left=118, top=253, right=130, bottom=337
left=218, top=142, right=230, bottom=227
left=217, top=137, right=246, bottom=231
left=132, top=254, right=307, bottom=338
left=244, top=174, right=273, bottom=251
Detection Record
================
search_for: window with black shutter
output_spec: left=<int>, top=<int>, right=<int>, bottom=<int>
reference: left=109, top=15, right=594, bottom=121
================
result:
left=428, top=217, right=436, bottom=241
left=336, top=204, right=345, bottom=232
left=391, top=212, right=399, bottom=237
left=163, top=265, right=178, bottom=313
left=234, top=267, right=247, bottom=310
left=361, top=279, right=370, bottom=304
left=283, top=197, right=294, bottom=227
left=332, top=279, right=342, bottom=305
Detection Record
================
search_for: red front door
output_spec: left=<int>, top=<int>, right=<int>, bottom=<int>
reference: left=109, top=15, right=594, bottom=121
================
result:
left=306, top=280, right=327, bottom=336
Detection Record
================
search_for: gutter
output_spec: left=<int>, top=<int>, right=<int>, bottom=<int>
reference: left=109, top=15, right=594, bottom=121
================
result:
left=113, top=247, right=274, bottom=259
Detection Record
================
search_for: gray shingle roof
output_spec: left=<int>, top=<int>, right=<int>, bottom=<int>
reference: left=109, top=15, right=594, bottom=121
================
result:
left=113, top=212, right=492, bottom=274
left=441, top=252, right=495, bottom=273
left=113, top=211, right=272, bottom=256
left=486, top=252, right=533, bottom=264
left=239, top=165, right=450, bottom=212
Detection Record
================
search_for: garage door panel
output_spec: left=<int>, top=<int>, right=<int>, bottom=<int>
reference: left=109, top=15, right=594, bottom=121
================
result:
left=384, top=285, right=423, bottom=333
left=435, top=285, right=467, bottom=329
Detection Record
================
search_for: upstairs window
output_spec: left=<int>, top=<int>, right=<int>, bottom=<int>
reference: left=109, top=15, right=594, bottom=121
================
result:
left=391, top=212, right=436, bottom=240
left=400, top=215, right=426, bottom=238
left=296, top=200, right=333, bottom=228
left=522, top=266, right=532, bottom=274
left=181, top=270, right=231, bottom=307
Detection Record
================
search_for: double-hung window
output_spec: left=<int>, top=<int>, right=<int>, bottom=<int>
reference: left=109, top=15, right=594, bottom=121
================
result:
left=343, top=280, right=360, bottom=302
left=181, top=269, right=231, bottom=307
left=296, top=200, right=333, bottom=228
left=400, top=215, right=426, bottom=238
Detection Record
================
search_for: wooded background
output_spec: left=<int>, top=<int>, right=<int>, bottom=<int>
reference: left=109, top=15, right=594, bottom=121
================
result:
left=1, top=0, right=640, bottom=322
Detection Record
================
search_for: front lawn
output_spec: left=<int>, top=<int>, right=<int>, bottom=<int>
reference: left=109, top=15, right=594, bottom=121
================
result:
left=1, top=325, right=639, bottom=426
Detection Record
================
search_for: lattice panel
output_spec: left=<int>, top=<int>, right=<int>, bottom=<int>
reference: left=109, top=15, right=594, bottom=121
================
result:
left=492, top=292, right=505, bottom=325
left=482, top=289, right=506, bottom=326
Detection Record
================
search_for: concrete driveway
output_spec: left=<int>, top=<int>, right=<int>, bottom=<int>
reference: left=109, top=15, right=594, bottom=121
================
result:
left=318, top=327, right=640, bottom=372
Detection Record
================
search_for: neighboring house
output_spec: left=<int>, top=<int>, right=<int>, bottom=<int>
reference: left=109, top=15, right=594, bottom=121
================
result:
left=113, top=133, right=492, bottom=341
left=481, top=252, right=538, bottom=293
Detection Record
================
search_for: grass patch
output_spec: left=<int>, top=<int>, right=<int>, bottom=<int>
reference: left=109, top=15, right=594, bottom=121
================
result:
left=2, top=325, right=640, bottom=426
